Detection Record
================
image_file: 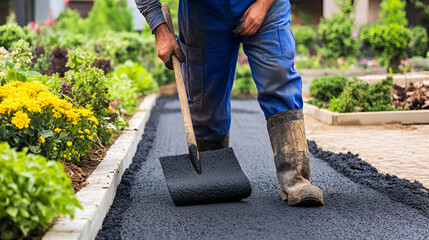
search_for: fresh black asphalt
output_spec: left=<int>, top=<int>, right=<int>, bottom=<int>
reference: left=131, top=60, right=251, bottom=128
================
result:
left=97, top=98, right=429, bottom=240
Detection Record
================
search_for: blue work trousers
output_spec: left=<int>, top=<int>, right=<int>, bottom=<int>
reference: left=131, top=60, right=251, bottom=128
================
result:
left=178, top=0, right=302, bottom=140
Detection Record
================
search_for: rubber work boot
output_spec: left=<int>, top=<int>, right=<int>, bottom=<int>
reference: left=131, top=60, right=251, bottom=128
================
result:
left=196, top=133, right=229, bottom=152
left=267, top=109, right=324, bottom=206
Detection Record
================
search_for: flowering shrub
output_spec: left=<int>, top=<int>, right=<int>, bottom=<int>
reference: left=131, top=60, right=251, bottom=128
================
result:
left=0, top=81, right=98, bottom=161
left=0, top=142, right=81, bottom=239
left=64, top=49, right=116, bottom=143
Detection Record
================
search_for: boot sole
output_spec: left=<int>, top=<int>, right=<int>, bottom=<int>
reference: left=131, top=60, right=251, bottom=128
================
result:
left=289, top=197, right=324, bottom=207
left=283, top=192, right=324, bottom=207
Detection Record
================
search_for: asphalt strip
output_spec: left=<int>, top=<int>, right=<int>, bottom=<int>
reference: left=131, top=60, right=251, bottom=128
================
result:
left=97, top=98, right=429, bottom=240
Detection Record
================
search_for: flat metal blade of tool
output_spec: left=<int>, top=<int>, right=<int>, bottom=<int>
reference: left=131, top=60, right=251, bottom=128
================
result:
left=160, top=147, right=252, bottom=206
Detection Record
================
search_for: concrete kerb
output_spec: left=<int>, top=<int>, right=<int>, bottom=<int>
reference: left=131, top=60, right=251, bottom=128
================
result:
left=43, top=93, right=158, bottom=240
left=303, top=103, right=429, bottom=125
left=299, top=67, right=387, bottom=77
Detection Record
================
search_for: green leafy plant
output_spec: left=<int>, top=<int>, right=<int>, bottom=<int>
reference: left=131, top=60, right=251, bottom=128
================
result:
left=329, top=76, right=396, bottom=113
left=108, top=72, right=139, bottom=114
left=92, top=32, right=145, bottom=64
left=31, top=45, right=51, bottom=74
left=0, top=21, right=26, bottom=49
left=84, top=0, right=133, bottom=38
left=63, top=66, right=112, bottom=144
left=306, top=98, right=328, bottom=109
left=318, top=13, right=358, bottom=60
left=359, top=23, right=411, bottom=69
left=309, top=75, right=348, bottom=102
left=53, top=8, right=86, bottom=35
left=292, top=25, right=316, bottom=56
left=379, top=0, right=408, bottom=26
left=232, top=65, right=257, bottom=95
left=0, top=142, right=82, bottom=239
left=152, top=62, right=175, bottom=86
left=109, top=61, right=158, bottom=114
left=0, top=41, right=43, bottom=86
left=409, top=26, right=428, bottom=57
left=114, top=61, right=158, bottom=94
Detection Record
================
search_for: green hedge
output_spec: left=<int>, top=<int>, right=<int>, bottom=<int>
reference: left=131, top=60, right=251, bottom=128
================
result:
left=309, top=75, right=348, bottom=102
left=329, top=76, right=395, bottom=113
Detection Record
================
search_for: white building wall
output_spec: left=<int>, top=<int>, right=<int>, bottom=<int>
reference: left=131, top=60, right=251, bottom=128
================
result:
left=34, top=0, right=64, bottom=22
left=128, top=0, right=145, bottom=31
left=323, top=0, right=340, bottom=18
left=49, top=0, right=65, bottom=18
left=323, top=0, right=374, bottom=27
left=355, top=0, right=370, bottom=26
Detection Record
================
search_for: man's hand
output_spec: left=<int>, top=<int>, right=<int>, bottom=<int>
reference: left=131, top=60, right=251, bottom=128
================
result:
left=154, top=23, right=185, bottom=70
left=233, top=0, right=275, bottom=36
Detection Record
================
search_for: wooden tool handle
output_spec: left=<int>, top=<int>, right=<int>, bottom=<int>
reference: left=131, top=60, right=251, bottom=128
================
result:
left=161, top=3, right=201, bottom=174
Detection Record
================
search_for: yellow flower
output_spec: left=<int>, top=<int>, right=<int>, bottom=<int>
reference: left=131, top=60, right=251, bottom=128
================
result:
left=78, top=130, right=83, bottom=134
left=67, top=141, right=72, bottom=147
left=87, top=136, right=93, bottom=141
left=80, top=135, right=85, bottom=139
left=53, top=147, right=57, bottom=151
left=84, top=129, right=90, bottom=134
left=39, top=136, right=45, bottom=143
left=88, top=116, right=99, bottom=125
left=54, top=128, right=61, bottom=133
left=11, top=111, right=31, bottom=129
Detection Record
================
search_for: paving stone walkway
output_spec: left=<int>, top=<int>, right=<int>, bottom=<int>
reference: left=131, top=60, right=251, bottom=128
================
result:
left=305, top=113, right=429, bottom=188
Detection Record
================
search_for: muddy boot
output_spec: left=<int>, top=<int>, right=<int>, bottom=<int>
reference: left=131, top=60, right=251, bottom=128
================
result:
left=196, top=133, right=229, bottom=152
left=267, top=109, right=324, bottom=206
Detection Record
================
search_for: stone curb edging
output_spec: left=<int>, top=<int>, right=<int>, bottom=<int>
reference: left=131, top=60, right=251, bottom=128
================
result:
left=43, top=94, right=158, bottom=240
left=299, top=67, right=386, bottom=77
left=303, top=103, right=429, bottom=125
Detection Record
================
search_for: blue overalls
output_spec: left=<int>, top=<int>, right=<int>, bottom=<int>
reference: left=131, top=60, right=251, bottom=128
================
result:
left=178, top=0, right=302, bottom=140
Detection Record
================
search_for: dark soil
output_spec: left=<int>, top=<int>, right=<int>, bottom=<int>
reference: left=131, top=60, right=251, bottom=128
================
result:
left=159, top=83, right=178, bottom=96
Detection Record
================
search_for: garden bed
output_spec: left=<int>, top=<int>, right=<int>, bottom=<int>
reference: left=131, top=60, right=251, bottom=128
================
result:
left=43, top=94, right=157, bottom=240
left=303, top=103, right=429, bottom=125
left=64, top=95, right=146, bottom=193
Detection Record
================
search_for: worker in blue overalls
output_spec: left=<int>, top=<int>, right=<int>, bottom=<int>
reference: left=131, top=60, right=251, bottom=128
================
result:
left=136, top=0, right=324, bottom=206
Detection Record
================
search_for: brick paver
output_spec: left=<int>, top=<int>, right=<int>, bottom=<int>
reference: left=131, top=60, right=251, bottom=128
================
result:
left=305, top=114, right=429, bottom=188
